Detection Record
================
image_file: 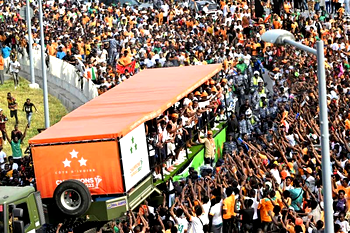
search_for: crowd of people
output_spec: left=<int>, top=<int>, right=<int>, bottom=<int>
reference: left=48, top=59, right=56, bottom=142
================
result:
left=2, top=0, right=350, bottom=231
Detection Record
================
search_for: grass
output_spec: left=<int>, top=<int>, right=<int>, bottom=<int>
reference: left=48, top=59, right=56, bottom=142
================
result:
left=0, top=77, right=67, bottom=155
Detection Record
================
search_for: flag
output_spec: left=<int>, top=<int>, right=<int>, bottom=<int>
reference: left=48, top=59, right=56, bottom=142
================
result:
left=91, top=67, right=96, bottom=81
left=255, top=0, right=264, bottom=18
left=116, top=60, right=136, bottom=74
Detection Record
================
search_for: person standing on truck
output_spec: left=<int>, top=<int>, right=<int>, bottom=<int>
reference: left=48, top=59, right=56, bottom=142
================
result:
left=197, top=130, right=216, bottom=166
left=0, top=108, right=8, bottom=145
left=7, top=92, right=18, bottom=124
left=23, top=98, right=38, bottom=128
left=4, top=124, right=28, bottom=164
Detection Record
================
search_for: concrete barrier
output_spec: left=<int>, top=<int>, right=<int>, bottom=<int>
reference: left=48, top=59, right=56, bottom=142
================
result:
left=18, top=49, right=98, bottom=111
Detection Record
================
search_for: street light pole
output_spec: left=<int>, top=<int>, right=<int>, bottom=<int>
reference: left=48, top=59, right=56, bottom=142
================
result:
left=316, top=40, right=334, bottom=233
left=38, top=0, right=50, bottom=129
left=262, top=30, right=334, bottom=233
left=25, top=0, right=35, bottom=85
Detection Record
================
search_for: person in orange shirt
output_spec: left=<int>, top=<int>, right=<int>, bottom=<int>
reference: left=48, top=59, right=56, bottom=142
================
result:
left=283, top=0, right=292, bottom=14
left=273, top=15, right=282, bottom=29
left=222, top=187, right=236, bottom=233
left=258, top=190, right=276, bottom=232
left=0, top=52, right=4, bottom=85
left=46, top=41, right=57, bottom=56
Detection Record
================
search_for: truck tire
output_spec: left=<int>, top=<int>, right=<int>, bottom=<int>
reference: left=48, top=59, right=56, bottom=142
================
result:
left=54, top=180, right=91, bottom=217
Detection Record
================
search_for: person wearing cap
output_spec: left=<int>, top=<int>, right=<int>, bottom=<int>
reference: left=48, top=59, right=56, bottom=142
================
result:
left=251, top=71, right=263, bottom=91
left=198, top=130, right=215, bottom=166
left=303, top=167, right=316, bottom=193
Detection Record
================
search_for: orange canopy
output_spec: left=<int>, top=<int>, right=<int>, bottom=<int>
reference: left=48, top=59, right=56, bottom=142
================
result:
left=29, top=64, right=222, bottom=145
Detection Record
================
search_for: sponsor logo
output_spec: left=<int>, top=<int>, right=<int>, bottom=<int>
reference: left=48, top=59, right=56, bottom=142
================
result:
left=56, top=175, right=102, bottom=189
left=107, top=200, right=127, bottom=210
left=130, top=158, right=143, bottom=177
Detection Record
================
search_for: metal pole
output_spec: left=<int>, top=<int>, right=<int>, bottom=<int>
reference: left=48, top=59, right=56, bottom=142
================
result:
left=283, top=38, right=317, bottom=55
left=316, top=40, right=334, bottom=233
left=38, top=0, right=50, bottom=128
left=25, top=0, right=35, bottom=84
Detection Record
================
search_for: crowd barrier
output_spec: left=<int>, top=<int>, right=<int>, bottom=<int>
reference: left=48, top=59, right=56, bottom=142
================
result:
left=18, top=50, right=98, bottom=111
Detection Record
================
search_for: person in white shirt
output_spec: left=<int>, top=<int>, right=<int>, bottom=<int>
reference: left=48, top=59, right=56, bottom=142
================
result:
left=303, top=167, right=316, bottom=193
left=202, top=3, right=209, bottom=14
left=9, top=57, right=20, bottom=88
left=209, top=196, right=223, bottom=233
left=0, top=146, right=6, bottom=167
left=335, top=212, right=350, bottom=233
left=182, top=202, right=205, bottom=233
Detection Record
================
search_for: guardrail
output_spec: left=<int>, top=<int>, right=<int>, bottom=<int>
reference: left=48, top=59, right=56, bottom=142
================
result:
left=18, top=50, right=98, bottom=111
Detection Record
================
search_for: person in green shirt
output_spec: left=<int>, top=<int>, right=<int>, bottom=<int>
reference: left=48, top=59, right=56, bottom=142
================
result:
left=236, top=59, right=248, bottom=74
left=4, top=124, right=28, bottom=161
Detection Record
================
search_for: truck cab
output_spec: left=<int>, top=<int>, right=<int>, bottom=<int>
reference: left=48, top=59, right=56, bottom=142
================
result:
left=0, top=186, right=45, bottom=233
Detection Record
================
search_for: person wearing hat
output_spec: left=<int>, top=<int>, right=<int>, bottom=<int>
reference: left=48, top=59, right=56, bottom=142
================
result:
left=198, top=130, right=215, bottom=166
left=251, top=70, right=263, bottom=91
left=302, top=167, right=315, bottom=193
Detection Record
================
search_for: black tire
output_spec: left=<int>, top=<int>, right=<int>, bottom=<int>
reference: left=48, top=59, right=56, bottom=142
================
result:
left=53, top=180, right=91, bottom=217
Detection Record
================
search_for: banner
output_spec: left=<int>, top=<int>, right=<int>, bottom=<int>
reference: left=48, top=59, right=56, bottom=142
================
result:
left=116, top=60, right=136, bottom=74
left=119, top=123, right=150, bottom=191
left=32, top=141, right=124, bottom=198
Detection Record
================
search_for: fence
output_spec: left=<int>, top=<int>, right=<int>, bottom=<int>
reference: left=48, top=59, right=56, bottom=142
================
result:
left=18, top=50, right=98, bottom=111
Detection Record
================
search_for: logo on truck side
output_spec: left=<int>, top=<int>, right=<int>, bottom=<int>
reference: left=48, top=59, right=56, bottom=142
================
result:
left=55, top=149, right=102, bottom=189
left=56, top=176, right=103, bottom=189
left=62, top=149, right=88, bottom=167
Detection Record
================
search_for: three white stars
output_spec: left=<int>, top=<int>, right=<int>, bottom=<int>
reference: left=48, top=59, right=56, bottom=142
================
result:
left=62, top=150, right=88, bottom=167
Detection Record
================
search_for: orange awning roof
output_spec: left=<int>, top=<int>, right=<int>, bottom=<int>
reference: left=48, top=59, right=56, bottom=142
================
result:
left=29, top=64, right=222, bottom=145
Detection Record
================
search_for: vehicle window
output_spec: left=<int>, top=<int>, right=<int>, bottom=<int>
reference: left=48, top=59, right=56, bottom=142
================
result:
left=14, top=203, right=30, bottom=229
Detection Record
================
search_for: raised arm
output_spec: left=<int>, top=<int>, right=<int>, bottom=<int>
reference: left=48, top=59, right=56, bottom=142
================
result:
left=3, top=127, right=10, bottom=142
left=20, top=124, right=29, bottom=142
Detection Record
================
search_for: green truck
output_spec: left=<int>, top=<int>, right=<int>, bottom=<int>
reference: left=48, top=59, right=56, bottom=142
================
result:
left=0, top=174, right=158, bottom=233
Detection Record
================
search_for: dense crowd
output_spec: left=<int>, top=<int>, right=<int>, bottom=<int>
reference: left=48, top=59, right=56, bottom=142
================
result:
left=2, top=0, right=350, bottom=231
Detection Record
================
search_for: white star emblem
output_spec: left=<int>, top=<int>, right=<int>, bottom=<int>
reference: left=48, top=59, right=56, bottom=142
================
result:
left=78, top=157, right=87, bottom=166
left=70, top=149, right=78, bottom=159
left=62, top=158, right=71, bottom=167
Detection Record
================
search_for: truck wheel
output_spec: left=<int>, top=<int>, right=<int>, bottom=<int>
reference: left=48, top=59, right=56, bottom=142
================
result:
left=54, top=180, right=91, bottom=217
